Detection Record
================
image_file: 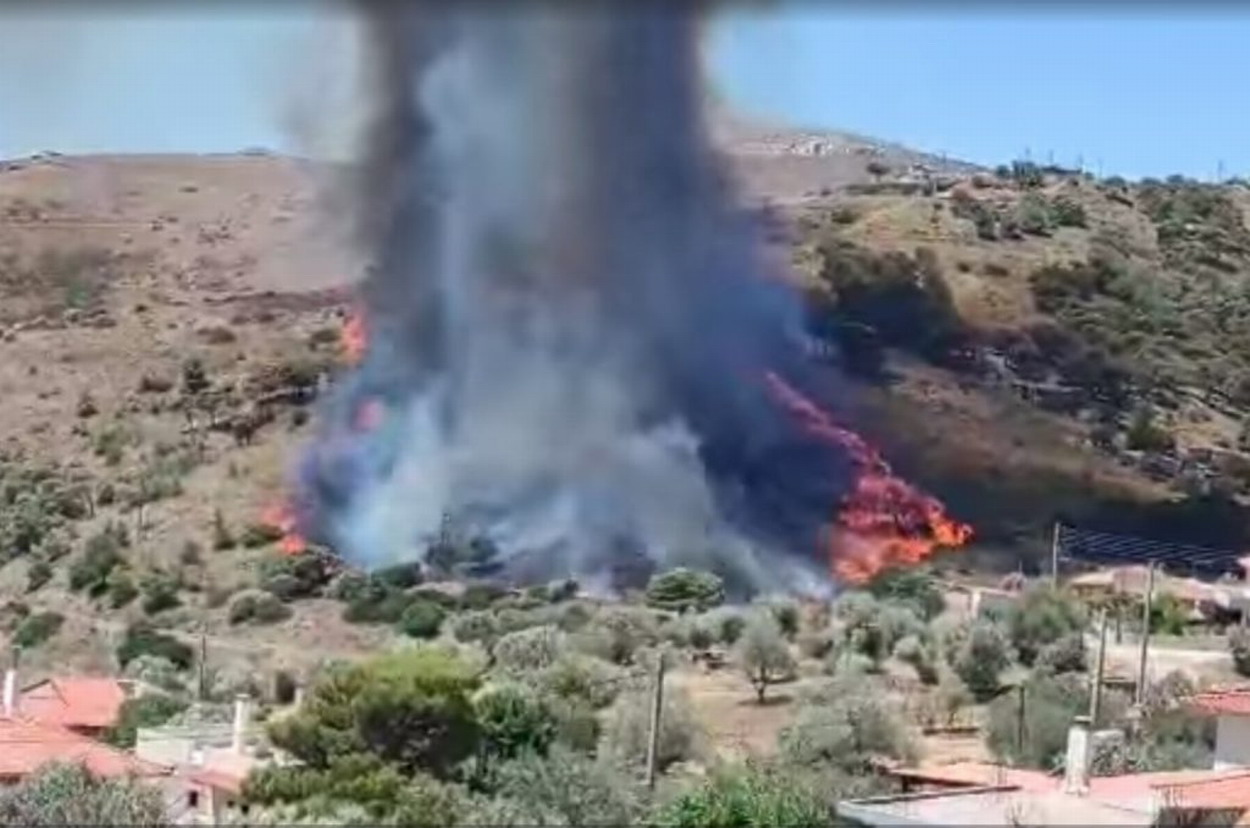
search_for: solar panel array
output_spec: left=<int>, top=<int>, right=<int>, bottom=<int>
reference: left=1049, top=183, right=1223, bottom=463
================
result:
left=1056, top=523, right=1246, bottom=578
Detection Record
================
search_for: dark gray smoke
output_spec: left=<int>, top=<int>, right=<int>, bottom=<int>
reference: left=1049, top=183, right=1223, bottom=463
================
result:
left=294, top=3, right=854, bottom=595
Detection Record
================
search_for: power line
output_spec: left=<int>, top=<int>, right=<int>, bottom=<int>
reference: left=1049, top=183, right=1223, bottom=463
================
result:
left=1056, top=524, right=1244, bottom=577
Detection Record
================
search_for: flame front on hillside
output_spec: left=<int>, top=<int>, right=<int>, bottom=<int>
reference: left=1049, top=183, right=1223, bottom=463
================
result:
left=341, top=307, right=368, bottom=365
left=262, top=500, right=307, bottom=556
left=765, top=372, right=972, bottom=583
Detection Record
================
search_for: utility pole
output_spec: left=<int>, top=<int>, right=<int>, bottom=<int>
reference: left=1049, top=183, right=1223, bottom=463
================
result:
left=1015, top=683, right=1027, bottom=764
left=1051, top=523, right=1062, bottom=590
left=1136, top=562, right=1156, bottom=705
left=1090, top=608, right=1109, bottom=727
left=645, top=648, right=666, bottom=790
left=197, top=632, right=208, bottom=702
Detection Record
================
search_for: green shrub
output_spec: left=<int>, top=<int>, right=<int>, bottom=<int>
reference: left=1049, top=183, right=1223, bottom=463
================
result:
left=212, top=509, right=236, bottom=550
left=14, top=611, right=63, bottom=648
left=867, top=567, right=945, bottom=620
left=69, top=523, right=128, bottom=595
left=946, top=619, right=1013, bottom=701
left=106, top=571, right=138, bottom=608
left=342, top=582, right=412, bottom=625
left=229, top=590, right=293, bottom=626
left=460, top=582, right=508, bottom=611
left=601, top=682, right=702, bottom=772
left=653, top=761, right=836, bottom=828
left=373, top=562, right=423, bottom=590
left=259, top=553, right=334, bottom=601
left=474, top=682, right=558, bottom=762
left=181, top=357, right=209, bottom=395
left=1005, top=587, right=1085, bottom=666
left=533, top=653, right=622, bottom=710
left=485, top=747, right=643, bottom=827
left=703, top=607, right=747, bottom=645
left=451, top=610, right=500, bottom=647
left=737, top=611, right=796, bottom=704
left=266, top=646, right=480, bottom=777
left=140, top=573, right=182, bottom=615
left=768, top=601, right=800, bottom=639
left=572, top=607, right=660, bottom=665
left=25, top=559, right=51, bottom=592
left=1035, top=632, right=1087, bottom=674
left=1051, top=197, right=1087, bottom=228
left=243, top=753, right=464, bottom=825
left=116, top=622, right=193, bottom=670
left=779, top=678, right=918, bottom=774
left=0, top=763, right=167, bottom=825
left=1016, top=194, right=1054, bottom=236
left=493, top=625, right=564, bottom=674
left=1126, top=407, right=1175, bottom=453
left=892, top=634, right=940, bottom=684
left=644, top=568, right=725, bottom=613
left=104, top=694, right=188, bottom=749
left=398, top=600, right=446, bottom=640
left=1230, top=627, right=1250, bottom=676
left=986, top=672, right=1093, bottom=770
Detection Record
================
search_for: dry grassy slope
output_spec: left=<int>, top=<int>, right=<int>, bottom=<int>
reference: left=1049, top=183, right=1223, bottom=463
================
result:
left=0, top=154, right=374, bottom=677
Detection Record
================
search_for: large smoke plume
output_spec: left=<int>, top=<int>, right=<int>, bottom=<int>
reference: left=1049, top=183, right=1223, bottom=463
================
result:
left=293, top=3, right=864, bottom=595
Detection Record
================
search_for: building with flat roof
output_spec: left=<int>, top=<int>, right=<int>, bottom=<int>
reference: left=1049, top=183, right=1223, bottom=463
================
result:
left=840, top=717, right=1250, bottom=826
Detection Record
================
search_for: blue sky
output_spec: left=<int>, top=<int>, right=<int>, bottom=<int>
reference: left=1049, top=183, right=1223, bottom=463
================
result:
left=0, top=5, right=1247, bottom=180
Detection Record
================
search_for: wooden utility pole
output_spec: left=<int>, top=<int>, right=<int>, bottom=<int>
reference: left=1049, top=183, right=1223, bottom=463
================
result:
left=1090, top=608, right=1109, bottom=727
left=645, top=649, right=666, bottom=790
left=1015, top=683, right=1027, bottom=763
left=1051, top=523, right=1062, bottom=590
left=1136, top=562, right=1156, bottom=705
left=197, top=632, right=208, bottom=702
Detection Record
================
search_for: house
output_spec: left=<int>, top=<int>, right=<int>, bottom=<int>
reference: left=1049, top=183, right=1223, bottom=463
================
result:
left=139, top=694, right=289, bottom=825
left=0, top=664, right=169, bottom=785
left=0, top=715, right=170, bottom=785
left=840, top=717, right=1250, bottom=826
left=1189, top=687, right=1250, bottom=770
left=18, top=676, right=131, bottom=738
left=1067, top=565, right=1239, bottom=624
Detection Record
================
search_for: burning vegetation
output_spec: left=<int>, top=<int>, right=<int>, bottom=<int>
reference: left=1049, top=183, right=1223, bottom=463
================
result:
left=278, top=6, right=971, bottom=594
left=765, top=373, right=972, bottom=583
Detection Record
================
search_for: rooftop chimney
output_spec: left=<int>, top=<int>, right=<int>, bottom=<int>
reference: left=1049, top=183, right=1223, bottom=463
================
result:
left=231, top=693, right=251, bottom=755
left=1063, top=715, right=1092, bottom=795
left=2, top=647, right=18, bottom=718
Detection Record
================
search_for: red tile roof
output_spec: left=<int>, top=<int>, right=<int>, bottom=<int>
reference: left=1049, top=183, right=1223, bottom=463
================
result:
left=1157, top=770, right=1250, bottom=810
left=189, top=767, right=246, bottom=795
left=893, top=762, right=1250, bottom=805
left=0, top=715, right=169, bottom=780
left=890, top=762, right=1056, bottom=793
left=19, top=677, right=128, bottom=730
left=1189, top=686, right=1250, bottom=716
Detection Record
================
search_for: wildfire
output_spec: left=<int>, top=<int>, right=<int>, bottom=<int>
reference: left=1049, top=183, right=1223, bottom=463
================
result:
left=764, top=372, right=972, bottom=583
left=342, top=306, right=368, bottom=365
left=262, top=500, right=307, bottom=556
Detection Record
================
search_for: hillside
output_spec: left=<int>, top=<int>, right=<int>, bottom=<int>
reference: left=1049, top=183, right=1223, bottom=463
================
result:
left=1, top=131, right=1250, bottom=678
left=789, top=161, right=1250, bottom=566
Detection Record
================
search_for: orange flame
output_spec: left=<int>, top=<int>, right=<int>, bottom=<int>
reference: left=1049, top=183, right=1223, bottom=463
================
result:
left=262, top=500, right=307, bottom=556
left=764, top=372, right=972, bottom=583
left=342, top=306, right=367, bottom=365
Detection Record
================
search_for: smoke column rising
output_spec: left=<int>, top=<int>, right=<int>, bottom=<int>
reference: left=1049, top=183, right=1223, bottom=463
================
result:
left=295, top=3, right=855, bottom=594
